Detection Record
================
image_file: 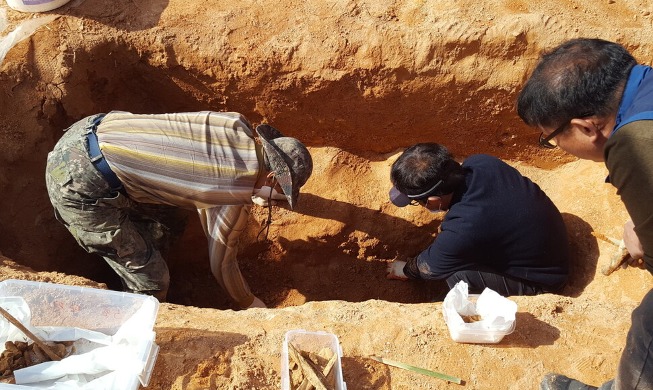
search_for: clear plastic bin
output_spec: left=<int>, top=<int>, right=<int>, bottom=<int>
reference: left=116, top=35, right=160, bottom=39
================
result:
left=0, top=279, right=159, bottom=389
left=281, top=329, right=346, bottom=390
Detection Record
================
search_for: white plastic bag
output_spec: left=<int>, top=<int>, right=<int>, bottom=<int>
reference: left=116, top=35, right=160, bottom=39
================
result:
left=0, top=14, right=59, bottom=66
left=0, top=8, right=7, bottom=32
left=0, top=296, right=33, bottom=344
left=442, top=281, right=517, bottom=343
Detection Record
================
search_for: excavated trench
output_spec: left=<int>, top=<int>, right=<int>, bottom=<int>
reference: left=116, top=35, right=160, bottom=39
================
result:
left=2, top=3, right=652, bottom=388
left=0, top=21, right=579, bottom=310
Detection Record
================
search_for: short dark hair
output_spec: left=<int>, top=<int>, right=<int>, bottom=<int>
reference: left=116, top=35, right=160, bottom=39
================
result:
left=517, top=38, right=636, bottom=128
left=391, top=143, right=465, bottom=198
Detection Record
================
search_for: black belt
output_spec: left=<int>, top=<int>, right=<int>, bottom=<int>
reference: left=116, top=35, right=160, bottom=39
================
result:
left=84, top=114, right=123, bottom=190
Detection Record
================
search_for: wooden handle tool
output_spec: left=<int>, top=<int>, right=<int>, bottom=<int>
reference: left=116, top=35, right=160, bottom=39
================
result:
left=0, top=306, right=61, bottom=361
left=592, top=232, right=631, bottom=276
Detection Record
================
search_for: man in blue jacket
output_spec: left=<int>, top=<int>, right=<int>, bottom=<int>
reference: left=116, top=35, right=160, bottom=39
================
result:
left=518, top=38, right=653, bottom=390
left=386, top=142, right=569, bottom=297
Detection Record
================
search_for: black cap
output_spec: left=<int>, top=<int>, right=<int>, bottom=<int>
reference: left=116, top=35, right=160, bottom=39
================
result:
left=389, top=187, right=411, bottom=207
left=388, top=179, right=443, bottom=207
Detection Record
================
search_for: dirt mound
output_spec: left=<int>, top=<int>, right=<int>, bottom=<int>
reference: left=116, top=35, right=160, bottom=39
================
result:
left=1, top=0, right=653, bottom=388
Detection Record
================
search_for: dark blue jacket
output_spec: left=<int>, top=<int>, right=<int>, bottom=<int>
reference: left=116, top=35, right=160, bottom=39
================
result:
left=411, top=154, right=569, bottom=290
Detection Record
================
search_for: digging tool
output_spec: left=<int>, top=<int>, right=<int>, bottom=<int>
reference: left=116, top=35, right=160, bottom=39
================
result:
left=0, top=306, right=61, bottom=361
left=591, top=231, right=631, bottom=276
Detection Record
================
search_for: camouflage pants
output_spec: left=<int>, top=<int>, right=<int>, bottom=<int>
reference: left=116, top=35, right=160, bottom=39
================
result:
left=45, top=115, right=187, bottom=298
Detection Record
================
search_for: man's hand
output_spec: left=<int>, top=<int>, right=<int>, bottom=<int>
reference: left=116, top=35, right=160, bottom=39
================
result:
left=246, top=296, right=267, bottom=309
left=251, top=195, right=278, bottom=207
left=623, top=220, right=645, bottom=269
left=386, top=260, right=409, bottom=280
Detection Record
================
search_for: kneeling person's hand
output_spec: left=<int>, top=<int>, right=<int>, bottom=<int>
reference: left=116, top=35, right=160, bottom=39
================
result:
left=386, top=260, right=409, bottom=280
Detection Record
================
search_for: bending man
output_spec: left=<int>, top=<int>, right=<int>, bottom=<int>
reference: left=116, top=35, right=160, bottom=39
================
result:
left=45, top=111, right=312, bottom=309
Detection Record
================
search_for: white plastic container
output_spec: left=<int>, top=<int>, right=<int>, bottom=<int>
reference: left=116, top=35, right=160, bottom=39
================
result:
left=0, top=279, right=160, bottom=389
left=443, top=293, right=516, bottom=344
left=281, top=329, right=346, bottom=390
left=5, top=0, right=71, bottom=13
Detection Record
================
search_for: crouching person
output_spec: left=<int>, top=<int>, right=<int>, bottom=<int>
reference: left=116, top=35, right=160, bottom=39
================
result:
left=386, top=143, right=569, bottom=297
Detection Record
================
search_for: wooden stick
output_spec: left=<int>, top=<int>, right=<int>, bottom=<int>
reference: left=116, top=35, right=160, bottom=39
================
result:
left=288, top=343, right=328, bottom=390
left=591, top=231, right=621, bottom=246
left=370, top=356, right=462, bottom=384
left=322, top=353, right=338, bottom=377
left=296, top=378, right=313, bottom=390
left=0, top=306, right=61, bottom=361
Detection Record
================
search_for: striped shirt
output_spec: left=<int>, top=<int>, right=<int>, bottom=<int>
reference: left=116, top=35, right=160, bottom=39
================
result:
left=96, top=111, right=263, bottom=209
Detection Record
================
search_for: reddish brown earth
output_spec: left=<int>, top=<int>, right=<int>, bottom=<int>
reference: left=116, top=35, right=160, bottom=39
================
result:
left=1, top=0, right=653, bottom=389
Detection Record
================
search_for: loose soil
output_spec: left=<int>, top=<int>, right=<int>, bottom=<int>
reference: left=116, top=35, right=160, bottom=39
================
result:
left=1, top=0, right=653, bottom=389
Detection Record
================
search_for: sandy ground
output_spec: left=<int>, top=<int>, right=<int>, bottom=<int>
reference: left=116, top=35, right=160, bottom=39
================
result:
left=1, top=0, right=653, bottom=388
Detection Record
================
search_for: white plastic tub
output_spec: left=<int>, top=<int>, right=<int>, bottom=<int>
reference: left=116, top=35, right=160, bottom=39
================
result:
left=5, top=0, right=71, bottom=13
left=443, top=292, right=517, bottom=344
left=0, top=279, right=160, bottom=389
left=281, top=329, right=346, bottom=390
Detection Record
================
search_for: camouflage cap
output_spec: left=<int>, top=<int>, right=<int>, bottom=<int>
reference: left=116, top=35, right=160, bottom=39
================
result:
left=256, top=124, right=313, bottom=209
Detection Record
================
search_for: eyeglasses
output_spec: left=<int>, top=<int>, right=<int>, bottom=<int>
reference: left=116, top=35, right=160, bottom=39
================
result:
left=538, top=123, right=567, bottom=149
left=538, top=112, right=594, bottom=149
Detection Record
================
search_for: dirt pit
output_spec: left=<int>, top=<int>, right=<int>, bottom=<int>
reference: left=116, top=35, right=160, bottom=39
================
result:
left=1, top=0, right=653, bottom=389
